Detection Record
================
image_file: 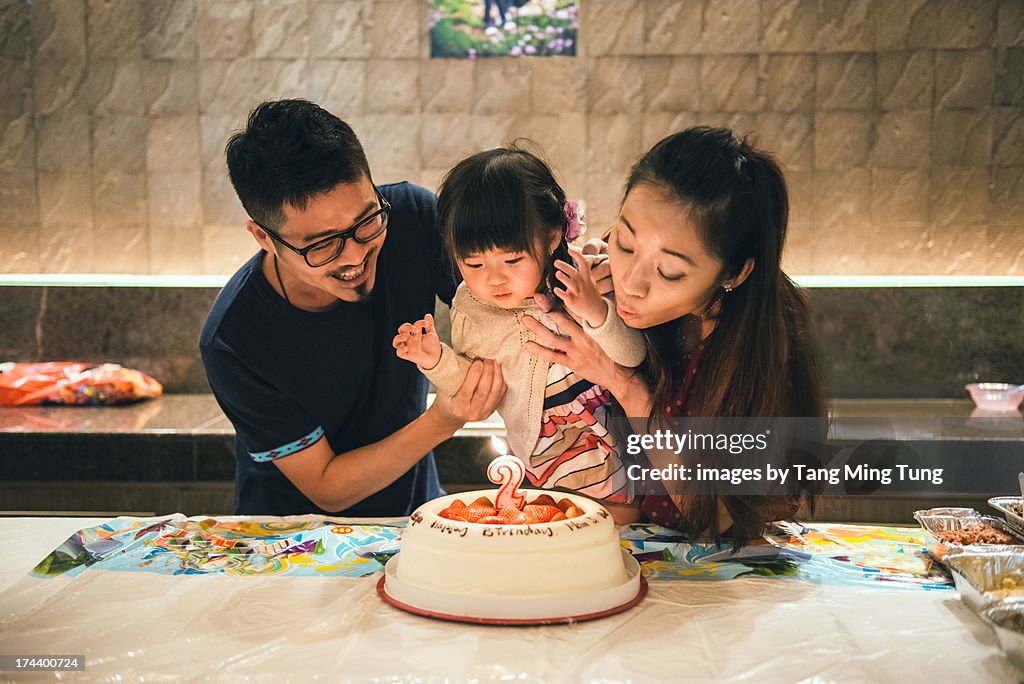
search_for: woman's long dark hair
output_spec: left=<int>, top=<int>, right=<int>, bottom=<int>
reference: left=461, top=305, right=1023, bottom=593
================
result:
left=437, top=142, right=571, bottom=296
left=627, top=127, right=827, bottom=546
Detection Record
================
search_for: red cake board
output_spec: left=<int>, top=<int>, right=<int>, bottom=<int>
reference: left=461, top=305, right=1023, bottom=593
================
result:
left=376, top=574, right=648, bottom=626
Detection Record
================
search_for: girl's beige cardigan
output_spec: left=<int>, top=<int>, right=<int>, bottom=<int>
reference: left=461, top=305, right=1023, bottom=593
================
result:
left=421, top=283, right=646, bottom=459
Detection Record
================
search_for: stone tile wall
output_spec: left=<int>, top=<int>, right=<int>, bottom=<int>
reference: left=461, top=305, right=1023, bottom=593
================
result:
left=0, top=0, right=1021, bottom=275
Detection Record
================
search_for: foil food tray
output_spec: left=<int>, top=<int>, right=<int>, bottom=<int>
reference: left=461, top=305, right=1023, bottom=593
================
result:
left=989, top=497, right=1024, bottom=535
left=944, top=550, right=1024, bottom=612
left=914, top=507, right=980, bottom=518
left=981, top=602, right=1024, bottom=672
left=912, top=512, right=1024, bottom=563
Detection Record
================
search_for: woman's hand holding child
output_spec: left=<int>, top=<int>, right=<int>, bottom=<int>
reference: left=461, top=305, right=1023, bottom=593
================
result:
left=393, top=313, right=442, bottom=370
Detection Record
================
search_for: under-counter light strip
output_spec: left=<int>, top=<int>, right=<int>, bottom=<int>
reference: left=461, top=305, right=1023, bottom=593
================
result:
left=0, top=274, right=1022, bottom=288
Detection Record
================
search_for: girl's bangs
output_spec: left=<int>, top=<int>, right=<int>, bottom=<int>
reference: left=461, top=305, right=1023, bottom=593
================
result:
left=447, top=187, right=537, bottom=260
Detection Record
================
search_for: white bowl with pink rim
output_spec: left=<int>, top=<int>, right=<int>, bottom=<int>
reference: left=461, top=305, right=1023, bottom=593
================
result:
left=966, top=383, right=1024, bottom=412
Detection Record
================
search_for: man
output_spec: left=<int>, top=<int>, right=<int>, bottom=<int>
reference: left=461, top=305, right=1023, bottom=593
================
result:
left=200, top=99, right=504, bottom=516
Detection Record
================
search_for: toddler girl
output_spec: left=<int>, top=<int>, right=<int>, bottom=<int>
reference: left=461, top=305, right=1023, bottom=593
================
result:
left=393, top=145, right=645, bottom=507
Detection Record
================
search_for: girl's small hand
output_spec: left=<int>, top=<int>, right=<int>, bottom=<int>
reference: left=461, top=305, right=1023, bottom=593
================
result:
left=581, top=238, right=613, bottom=297
left=553, top=249, right=608, bottom=329
left=393, top=313, right=442, bottom=370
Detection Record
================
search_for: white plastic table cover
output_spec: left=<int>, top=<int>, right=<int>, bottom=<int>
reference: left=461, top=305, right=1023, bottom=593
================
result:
left=0, top=516, right=1019, bottom=683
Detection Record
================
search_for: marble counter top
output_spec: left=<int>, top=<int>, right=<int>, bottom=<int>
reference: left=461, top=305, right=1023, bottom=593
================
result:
left=0, top=394, right=232, bottom=434
left=0, top=394, right=507, bottom=437
left=0, top=394, right=1019, bottom=520
left=1, top=394, right=1020, bottom=441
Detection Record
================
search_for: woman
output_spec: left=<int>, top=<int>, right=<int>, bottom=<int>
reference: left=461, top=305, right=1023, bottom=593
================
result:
left=524, top=126, right=827, bottom=546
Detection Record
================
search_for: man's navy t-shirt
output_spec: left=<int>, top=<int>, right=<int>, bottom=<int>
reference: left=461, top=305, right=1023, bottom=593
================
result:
left=200, top=182, right=454, bottom=516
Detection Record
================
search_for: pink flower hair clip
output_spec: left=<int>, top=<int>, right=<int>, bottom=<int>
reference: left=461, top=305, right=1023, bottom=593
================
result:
left=564, top=199, right=586, bottom=242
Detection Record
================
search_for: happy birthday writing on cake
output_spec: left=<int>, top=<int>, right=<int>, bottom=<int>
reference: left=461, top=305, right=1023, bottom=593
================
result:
left=482, top=526, right=555, bottom=537
left=428, top=519, right=469, bottom=537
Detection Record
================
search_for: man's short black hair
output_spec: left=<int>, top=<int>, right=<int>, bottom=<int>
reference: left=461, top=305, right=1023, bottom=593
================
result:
left=226, top=99, right=372, bottom=230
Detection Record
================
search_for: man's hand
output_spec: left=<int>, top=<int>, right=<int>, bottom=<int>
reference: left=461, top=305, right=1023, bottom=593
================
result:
left=428, top=358, right=506, bottom=432
left=553, top=249, right=608, bottom=329
left=393, top=313, right=442, bottom=369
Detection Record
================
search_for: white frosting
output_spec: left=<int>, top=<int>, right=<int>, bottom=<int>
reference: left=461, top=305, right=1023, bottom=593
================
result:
left=394, top=489, right=630, bottom=598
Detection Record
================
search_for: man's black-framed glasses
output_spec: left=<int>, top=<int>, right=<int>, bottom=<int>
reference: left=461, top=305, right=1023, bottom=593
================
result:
left=254, top=187, right=391, bottom=268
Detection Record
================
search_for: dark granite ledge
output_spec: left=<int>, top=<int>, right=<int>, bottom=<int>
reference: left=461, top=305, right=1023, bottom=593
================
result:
left=1, top=395, right=1020, bottom=520
left=2, top=394, right=1020, bottom=440
left=1, top=395, right=1020, bottom=485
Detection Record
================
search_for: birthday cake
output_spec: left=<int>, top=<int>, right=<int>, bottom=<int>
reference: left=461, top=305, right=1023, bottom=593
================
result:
left=382, top=487, right=642, bottom=622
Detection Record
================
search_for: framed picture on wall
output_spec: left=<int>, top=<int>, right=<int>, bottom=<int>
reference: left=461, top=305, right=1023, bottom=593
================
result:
left=429, top=0, right=578, bottom=58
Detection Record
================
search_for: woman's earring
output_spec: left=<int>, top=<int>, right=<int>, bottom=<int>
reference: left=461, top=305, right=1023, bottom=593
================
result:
left=723, top=283, right=734, bottom=293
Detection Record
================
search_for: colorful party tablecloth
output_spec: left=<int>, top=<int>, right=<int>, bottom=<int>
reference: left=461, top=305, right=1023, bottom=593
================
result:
left=29, top=515, right=952, bottom=591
